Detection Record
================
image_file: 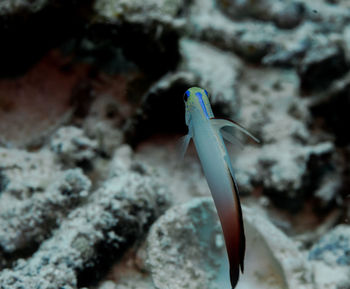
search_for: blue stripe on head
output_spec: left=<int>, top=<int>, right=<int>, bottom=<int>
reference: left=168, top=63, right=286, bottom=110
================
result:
left=185, top=90, right=190, bottom=99
left=195, top=91, right=209, bottom=119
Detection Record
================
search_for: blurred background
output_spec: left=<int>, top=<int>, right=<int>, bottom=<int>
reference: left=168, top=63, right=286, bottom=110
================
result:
left=0, top=0, right=350, bottom=288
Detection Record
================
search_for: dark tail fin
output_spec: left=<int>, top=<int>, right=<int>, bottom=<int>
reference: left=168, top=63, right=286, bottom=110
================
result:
left=207, top=146, right=246, bottom=288
left=224, top=169, right=245, bottom=288
left=228, top=181, right=245, bottom=288
left=230, top=265, right=239, bottom=289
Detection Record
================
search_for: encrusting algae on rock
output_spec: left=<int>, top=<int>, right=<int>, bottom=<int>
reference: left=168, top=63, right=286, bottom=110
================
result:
left=0, top=0, right=350, bottom=288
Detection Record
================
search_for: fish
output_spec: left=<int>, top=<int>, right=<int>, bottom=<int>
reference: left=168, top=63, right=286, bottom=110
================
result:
left=181, top=87, right=259, bottom=288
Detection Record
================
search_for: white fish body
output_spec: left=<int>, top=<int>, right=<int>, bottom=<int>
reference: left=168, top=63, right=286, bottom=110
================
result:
left=182, top=87, right=259, bottom=288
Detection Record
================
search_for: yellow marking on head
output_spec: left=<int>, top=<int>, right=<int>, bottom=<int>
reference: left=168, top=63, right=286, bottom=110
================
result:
left=184, top=87, right=213, bottom=119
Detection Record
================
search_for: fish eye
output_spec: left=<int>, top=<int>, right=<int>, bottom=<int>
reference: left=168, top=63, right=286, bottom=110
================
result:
left=183, top=90, right=190, bottom=102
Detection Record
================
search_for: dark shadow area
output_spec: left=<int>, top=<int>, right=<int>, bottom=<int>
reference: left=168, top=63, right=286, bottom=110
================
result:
left=77, top=22, right=180, bottom=79
left=298, top=47, right=349, bottom=92
left=0, top=1, right=92, bottom=77
left=124, top=81, right=189, bottom=148
left=76, top=203, right=158, bottom=288
left=0, top=242, right=40, bottom=271
left=310, top=83, right=350, bottom=146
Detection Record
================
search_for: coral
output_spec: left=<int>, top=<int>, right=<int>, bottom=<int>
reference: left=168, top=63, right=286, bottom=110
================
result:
left=82, top=95, right=125, bottom=156
left=94, top=0, right=184, bottom=22
left=0, top=168, right=91, bottom=254
left=50, top=126, right=98, bottom=166
left=0, top=147, right=60, bottom=197
left=147, top=198, right=223, bottom=289
left=309, top=225, right=350, bottom=289
left=0, top=0, right=49, bottom=15
left=180, top=39, right=242, bottom=116
left=123, top=71, right=196, bottom=145
left=309, top=225, right=350, bottom=266
left=230, top=67, right=338, bottom=210
left=92, top=0, right=182, bottom=77
left=236, top=141, right=335, bottom=207
left=147, top=198, right=312, bottom=289
left=298, top=45, right=348, bottom=91
left=217, top=0, right=306, bottom=29
left=0, top=0, right=350, bottom=288
left=186, top=0, right=279, bottom=63
left=0, top=146, right=169, bottom=289
left=0, top=52, right=89, bottom=147
left=310, top=73, right=350, bottom=146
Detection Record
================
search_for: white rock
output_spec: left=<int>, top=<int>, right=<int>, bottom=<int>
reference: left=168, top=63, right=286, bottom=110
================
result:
left=146, top=198, right=312, bottom=289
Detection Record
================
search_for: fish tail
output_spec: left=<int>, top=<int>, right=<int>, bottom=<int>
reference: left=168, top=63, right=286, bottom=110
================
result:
left=221, top=170, right=245, bottom=288
left=228, top=182, right=245, bottom=288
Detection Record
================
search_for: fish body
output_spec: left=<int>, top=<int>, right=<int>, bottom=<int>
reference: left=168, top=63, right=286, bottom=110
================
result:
left=182, top=87, right=257, bottom=288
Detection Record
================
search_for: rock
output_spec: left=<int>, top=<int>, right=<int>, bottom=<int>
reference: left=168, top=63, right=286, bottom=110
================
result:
left=125, top=38, right=244, bottom=146
left=262, top=23, right=314, bottom=67
left=1, top=0, right=350, bottom=288
left=0, top=168, right=91, bottom=254
left=99, top=281, right=118, bottom=289
left=311, top=262, right=349, bottom=289
left=83, top=95, right=130, bottom=156
left=0, top=0, right=49, bottom=15
left=95, top=232, right=157, bottom=289
left=50, top=126, right=98, bottom=166
left=0, top=170, right=9, bottom=194
left=0, top=51, right=95, bottom=148
left=236, top=68, right=308, bottom=143
left=93, top=0, right=184, bottom=23
left=303, top=0, right=350, bottom=27
left=235, top=141, right=336, bottom=210
left=147, top=198, right=224, bottom=289
left=232, top=26, right=276, bottom=63
left=0, top=146, right=169, bottom=289
left=123, top=71, right=195, bottom=146
left=216, top=0, right=305, bottom=29
left=180, top=38, right=242, bottom=116
left=97, top=246, right=156, bottom=289
left=261, top=7, right=350, bottom=69
left=185, top=0, right=280, bottom=63
left=298, top=45, right=349, bottom=91
left=313, top=172, right=342, bottom=208
left=310, top=73, right=350, bottom=146
left=309, top=225, right=350, bottom=289
left=0, top=1, right=87, bottom=77
left=216, top=0, right=273, bottom=21
left=274, top=2, right=306, bottom=29
left=309, top=225, right=350, bottom=266
left=0, top=147, right=60, bottom=197
left=92, top=0, right=183, bottom=77
left=226, top=66, right=343, bottom=211
left=146, top=198, right=312, bottom=289
left=215, top=0, right=350, bottom=32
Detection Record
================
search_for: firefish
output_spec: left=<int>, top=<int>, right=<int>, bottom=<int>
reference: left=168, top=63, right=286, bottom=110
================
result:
left=181, top=87, right=259, bottom=288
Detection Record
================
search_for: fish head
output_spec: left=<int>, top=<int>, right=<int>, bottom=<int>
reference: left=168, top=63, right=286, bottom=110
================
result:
left=183, top=87, right=213, bottom=125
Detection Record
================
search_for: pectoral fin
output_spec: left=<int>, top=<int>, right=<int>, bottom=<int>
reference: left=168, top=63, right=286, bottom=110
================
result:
left=176, top=119, right=194, bottom=161
left=177, top=133, right=192, bottom=160
left=210, top=118, right=260, bottom=143
left=221, top=129, right=244, bottom=150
